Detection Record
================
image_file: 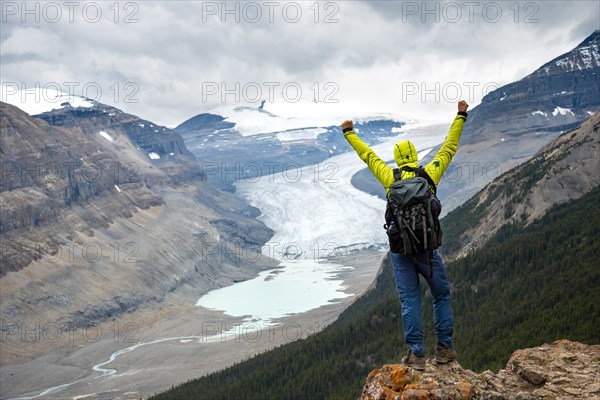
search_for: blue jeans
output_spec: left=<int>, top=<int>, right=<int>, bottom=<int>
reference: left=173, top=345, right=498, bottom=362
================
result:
left=390, top=250, right=453, bottom=357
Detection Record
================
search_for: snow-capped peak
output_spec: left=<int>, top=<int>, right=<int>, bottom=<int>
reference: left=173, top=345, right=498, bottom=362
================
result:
left=208, top=104, right=334, bottom=137
left=1, top=86, right=95, bottom=115
left=535, top=30, right=600, bottom=77
left=551, top=41, right=600, bottom=71
left=207, top=104, right=412, bottom=137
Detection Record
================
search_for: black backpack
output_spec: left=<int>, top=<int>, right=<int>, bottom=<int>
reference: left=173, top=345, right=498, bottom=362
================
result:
left=384, top=166, right=442, bottom=256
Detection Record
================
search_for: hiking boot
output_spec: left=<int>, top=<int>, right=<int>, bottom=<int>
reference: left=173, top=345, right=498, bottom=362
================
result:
left=435, top=343, right=457, bottom=363
left=402, top=350, right=425, bottom=371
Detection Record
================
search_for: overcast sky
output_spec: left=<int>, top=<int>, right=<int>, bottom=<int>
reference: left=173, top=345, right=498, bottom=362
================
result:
left=1, top=1, right=598, bottom=127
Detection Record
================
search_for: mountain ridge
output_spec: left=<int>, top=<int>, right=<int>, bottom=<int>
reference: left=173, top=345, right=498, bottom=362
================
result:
left=528, top=29, right=600, bottom=77
left=0, top=101, right=278, bottom=368
left=175, top=105, right=406, bottom=190
left=427, top=30, right=600, bottom=214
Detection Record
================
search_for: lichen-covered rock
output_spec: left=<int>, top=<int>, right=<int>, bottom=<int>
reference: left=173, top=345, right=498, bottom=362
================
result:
left=359, top=340, right=600, bottom=400
left=360, top=362, right=474, bottom=400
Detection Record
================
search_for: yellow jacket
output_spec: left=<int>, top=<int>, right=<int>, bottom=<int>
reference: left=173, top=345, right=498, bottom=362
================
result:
left=343, top=113, right=467, bottom=193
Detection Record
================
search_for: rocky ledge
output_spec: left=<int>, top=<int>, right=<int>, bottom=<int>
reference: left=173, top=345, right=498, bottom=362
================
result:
left=359, top=340, right=600, bottom=400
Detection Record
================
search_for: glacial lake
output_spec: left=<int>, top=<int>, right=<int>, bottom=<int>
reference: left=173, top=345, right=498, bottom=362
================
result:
left=196, top=260, right=353, bottom=323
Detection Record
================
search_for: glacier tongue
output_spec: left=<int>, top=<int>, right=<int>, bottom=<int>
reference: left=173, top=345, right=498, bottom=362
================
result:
left=235, top=122, right=447, bottom=261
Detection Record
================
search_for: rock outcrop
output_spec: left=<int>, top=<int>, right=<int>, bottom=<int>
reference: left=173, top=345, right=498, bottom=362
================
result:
left=359, top=340, right=600, bottom=400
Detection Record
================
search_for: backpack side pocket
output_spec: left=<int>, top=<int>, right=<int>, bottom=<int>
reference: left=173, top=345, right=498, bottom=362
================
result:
left=385, top=220, right=404, bottom=253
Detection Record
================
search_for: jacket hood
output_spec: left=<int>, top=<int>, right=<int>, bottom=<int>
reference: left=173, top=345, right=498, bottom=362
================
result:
left=394, top=140, right=419, bottom=168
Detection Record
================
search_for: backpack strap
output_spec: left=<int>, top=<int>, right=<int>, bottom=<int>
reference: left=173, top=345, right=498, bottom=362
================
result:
left=392, top=168, right=402, bottom=182
left=401, top=166, right=438, bottom=194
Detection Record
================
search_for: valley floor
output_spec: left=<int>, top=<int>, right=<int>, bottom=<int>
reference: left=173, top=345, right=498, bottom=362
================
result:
left=0, top=251, right=383, bottom=400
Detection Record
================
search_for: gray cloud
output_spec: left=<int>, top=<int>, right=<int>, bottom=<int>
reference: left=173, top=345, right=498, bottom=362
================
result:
left=1, top=0, right=597, bottom=126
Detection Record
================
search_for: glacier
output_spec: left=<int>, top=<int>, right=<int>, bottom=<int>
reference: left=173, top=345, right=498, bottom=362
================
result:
left=195, top=122, right=448, bottom=323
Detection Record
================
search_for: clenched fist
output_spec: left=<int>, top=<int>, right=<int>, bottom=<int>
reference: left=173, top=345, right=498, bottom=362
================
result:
left=341, top=120, right=354, bottom=131
left=458, top=100, right=469, bottom=113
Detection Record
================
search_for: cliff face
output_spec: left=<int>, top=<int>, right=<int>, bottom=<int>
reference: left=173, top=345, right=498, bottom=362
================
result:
left=0, top=102, right=164, bottom=273
left=360, top=340, right=600, bottom=400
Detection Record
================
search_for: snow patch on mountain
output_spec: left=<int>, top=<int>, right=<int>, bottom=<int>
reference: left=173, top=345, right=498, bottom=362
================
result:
left=579, top=46, right=600, bottom=68
left=353, top=113, right=416, bottom=125
left=1, top=87, right=94, bottom=115
left=552, top=106, right=574, bottom=116
left=553, top=43, right=600, bottom=71
left=530, top=31, right=599, bottom=78
left=98, top=131, right=114, bottom=142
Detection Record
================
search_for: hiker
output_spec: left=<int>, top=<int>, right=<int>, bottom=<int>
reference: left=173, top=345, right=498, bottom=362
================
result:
left=340, top=100, right=469, bottom=370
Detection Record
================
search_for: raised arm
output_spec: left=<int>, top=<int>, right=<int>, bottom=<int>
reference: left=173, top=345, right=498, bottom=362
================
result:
left=424, top=100, right=469, bottom=186
left=341, top=120, right=395, bottom=188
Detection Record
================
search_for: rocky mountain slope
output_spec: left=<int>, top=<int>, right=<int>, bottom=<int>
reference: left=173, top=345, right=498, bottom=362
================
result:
left=0, top=101, right=276, bottom=363
left=432, top=30, right=600, bottom=214
left=442, top=111, right=599, bottom=261
left=360, top=340, right=600, bottom=400
left=1, top=102, right=164, bottom=274
left=32, top=97, right=200, bottom=185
